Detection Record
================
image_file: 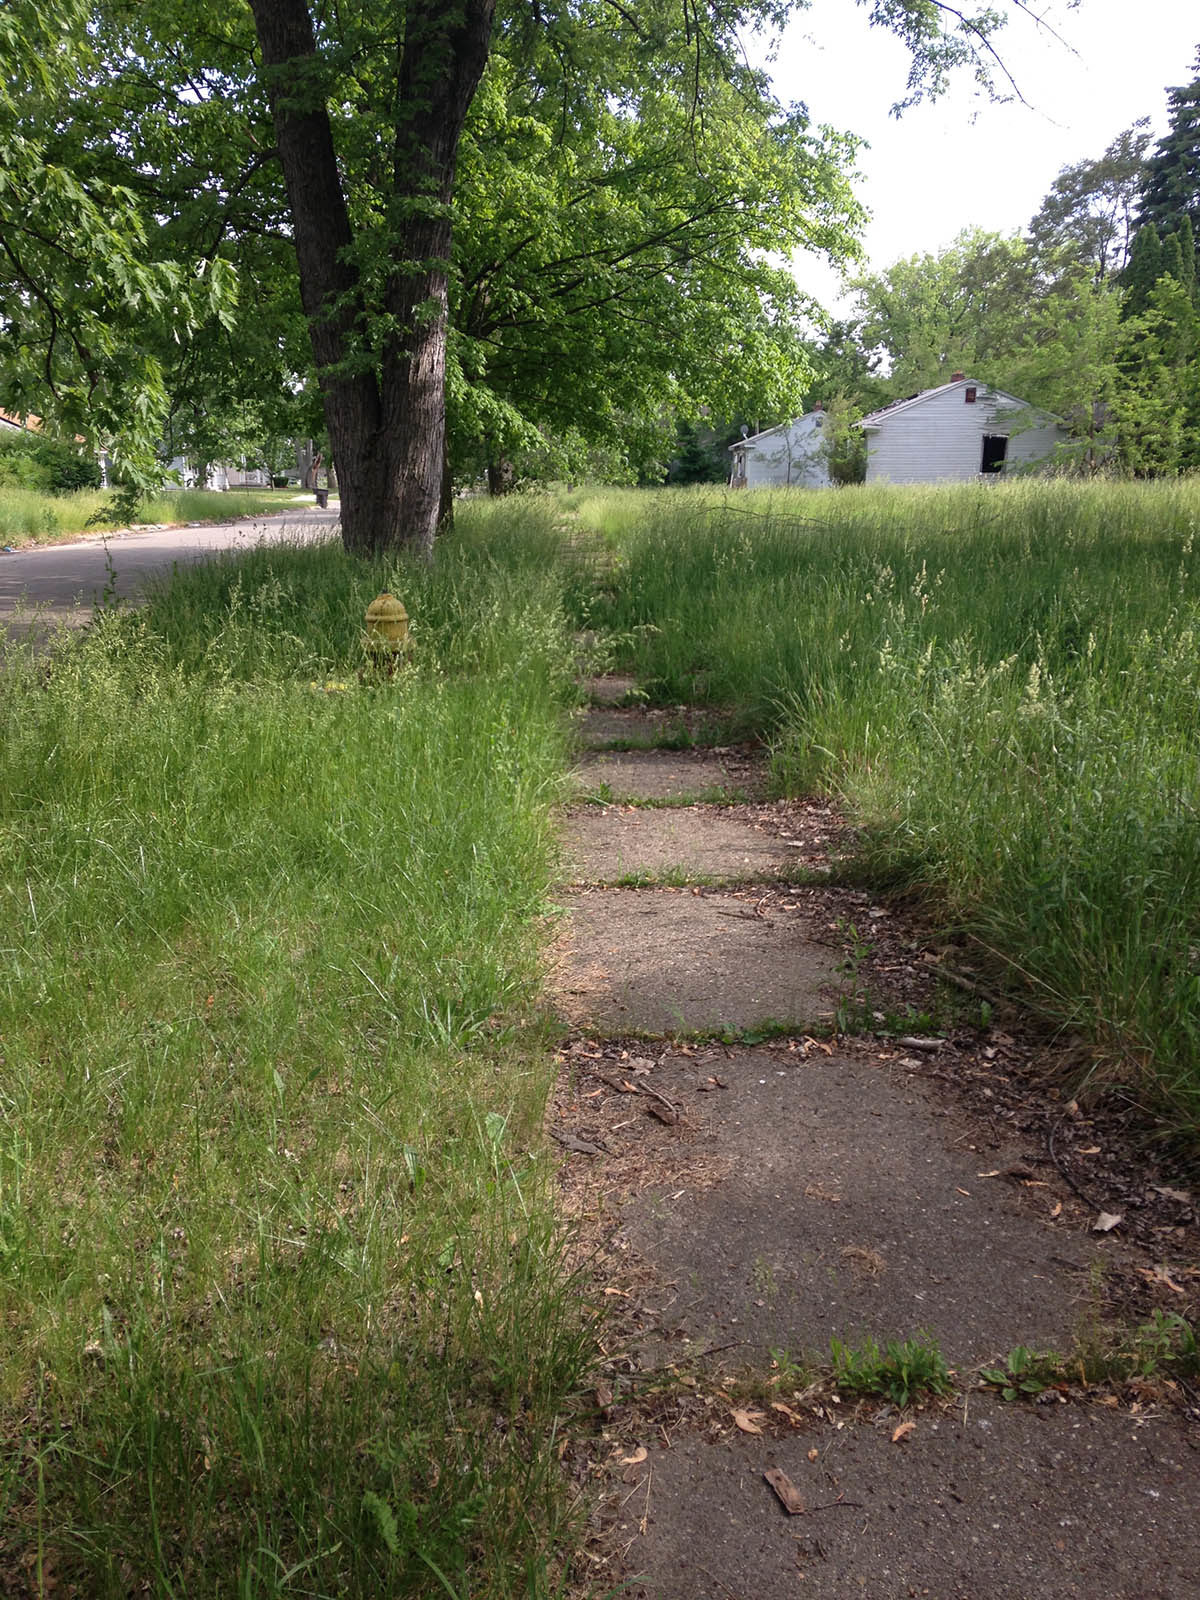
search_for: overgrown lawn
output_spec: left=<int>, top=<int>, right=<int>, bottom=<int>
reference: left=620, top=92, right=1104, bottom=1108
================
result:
left=0, top=486, right=308, bottom=542
left=0, top=509, right=590, bottom=1595
left=570, top=479, right=1200, bottom=1126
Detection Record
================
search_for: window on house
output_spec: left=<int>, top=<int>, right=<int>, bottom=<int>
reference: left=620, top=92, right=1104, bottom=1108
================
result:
left=965, top=386, right=977, bottom=403
left=980, top=434, right=1008, bottom=474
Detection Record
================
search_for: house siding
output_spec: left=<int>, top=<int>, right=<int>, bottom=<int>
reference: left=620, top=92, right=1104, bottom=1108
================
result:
left=864, top=385, right=1065, bottom=484
left=731, top=413, right=830, bottom=488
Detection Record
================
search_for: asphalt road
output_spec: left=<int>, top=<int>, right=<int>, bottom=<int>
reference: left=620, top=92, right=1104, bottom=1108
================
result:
left=0, top=507, right=340, bottom=637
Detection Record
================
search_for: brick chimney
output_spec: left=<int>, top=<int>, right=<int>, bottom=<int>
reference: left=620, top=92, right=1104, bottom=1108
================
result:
left=812, top=400, right=823, bottom=411
left=950, top=371, right=966, bottom=382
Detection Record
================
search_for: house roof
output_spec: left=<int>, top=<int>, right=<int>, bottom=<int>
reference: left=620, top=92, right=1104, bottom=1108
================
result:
left=860, top=379, right=1054, bottom=430
left=728, top=411, right=823, bottom=452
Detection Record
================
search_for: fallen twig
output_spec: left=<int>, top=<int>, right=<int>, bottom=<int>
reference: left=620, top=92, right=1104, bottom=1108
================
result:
left=550, top=1127, right=606, bottom=1156
left=1047, top=1114, right=1106, bottom=1212
left=587, top=1064, right=680, bottom=1120
left=930, top=960, right=1009, bottom=1010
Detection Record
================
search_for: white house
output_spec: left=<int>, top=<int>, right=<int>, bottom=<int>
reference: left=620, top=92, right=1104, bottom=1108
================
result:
left=729, top=409, right=831, bottom=489
left=166, top=456, right=273, bottom=491
left=860, top=375, right=1068, bottom=484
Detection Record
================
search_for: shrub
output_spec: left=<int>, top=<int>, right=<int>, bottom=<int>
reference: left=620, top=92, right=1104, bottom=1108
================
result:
left=0, top=427, right=102, bottom=491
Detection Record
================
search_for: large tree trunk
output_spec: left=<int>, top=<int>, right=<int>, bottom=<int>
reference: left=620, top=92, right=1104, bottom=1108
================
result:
left=249, top=0, right=494, bottom=558
left=440, top=437, right=455, bottom=531
left=486, top=457, right=516, bottom=495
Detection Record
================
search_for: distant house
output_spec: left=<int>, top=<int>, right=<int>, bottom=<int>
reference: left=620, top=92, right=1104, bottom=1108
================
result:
left=166, top=456, right=273, bottom=491
left=729, top=409, right=831, bottom=489
left=0, top=410, right=42, bottom=434
left=860, top=375, right=1068, bottom=484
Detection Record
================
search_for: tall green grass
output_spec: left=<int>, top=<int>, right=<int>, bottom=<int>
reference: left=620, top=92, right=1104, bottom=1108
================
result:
left=0, top=510, right=589, bottom=1595
left=573, top=479, right=1200, bottom=1124
left=0, top=486, right=307, bottom=541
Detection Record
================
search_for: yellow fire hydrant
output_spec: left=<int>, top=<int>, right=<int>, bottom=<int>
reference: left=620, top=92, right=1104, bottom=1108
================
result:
left=364, top=592, right=410, bottom=672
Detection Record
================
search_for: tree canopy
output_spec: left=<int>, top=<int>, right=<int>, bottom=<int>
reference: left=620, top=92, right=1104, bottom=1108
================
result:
left=0, top=0, right=237, bottom=477
left=1, top=0, right=1128, bottom=540
left=1137, top=49, right=1200, bottom=255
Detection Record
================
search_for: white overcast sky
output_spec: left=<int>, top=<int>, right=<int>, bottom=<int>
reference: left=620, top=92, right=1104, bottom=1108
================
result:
left=761, top=0, right=1199, bottom=308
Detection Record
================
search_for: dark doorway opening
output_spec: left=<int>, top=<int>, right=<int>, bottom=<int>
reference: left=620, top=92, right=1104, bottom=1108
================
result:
left=981, top=434, right=1008, bottom=474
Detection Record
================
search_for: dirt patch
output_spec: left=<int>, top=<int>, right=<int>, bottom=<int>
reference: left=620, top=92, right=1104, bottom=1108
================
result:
left=606, top=1399, right=1200, bottom=1600
left=571, top=748, right=766, bottom=802
left=548, top=889, right=842, bottom=1034
left=563, top=807, right=795, bottom=884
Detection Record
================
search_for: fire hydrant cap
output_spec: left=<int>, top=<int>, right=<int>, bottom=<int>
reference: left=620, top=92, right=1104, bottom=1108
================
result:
left=365, top=592, right=410, bottom=650
left=366, top=592, right=408, bottom=626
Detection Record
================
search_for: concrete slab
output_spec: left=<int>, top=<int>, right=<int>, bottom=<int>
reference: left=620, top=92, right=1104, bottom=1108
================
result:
left=582, top=674, right=640, bottom=705
left=549, top=889, right=840, bottom=1033
left=571, top=748, right=764, bottom=802
left=574, top=706, right=729, bottom=749
left=564, top=807, right=792, bottom=883
left=619, top=1044, right=1097, bottom=1365
left=613, top=1400, right=1200, bottom=1600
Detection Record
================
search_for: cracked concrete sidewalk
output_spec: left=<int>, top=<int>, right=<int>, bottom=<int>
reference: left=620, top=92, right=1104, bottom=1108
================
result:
left=550, top=681, right=1200, bottom=1600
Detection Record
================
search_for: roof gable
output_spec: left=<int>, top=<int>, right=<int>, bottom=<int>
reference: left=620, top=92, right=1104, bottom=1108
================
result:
left=860, top=379, right=1051, bottom=430
left=729, top=412, right=823, bottom=452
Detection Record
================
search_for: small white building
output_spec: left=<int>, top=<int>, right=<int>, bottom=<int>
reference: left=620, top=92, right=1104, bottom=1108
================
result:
left=860, top=376, right=1068, bottom=484
left=166, top=456, right=273, bottom=491
left=729, top=410, right=831, bottom=489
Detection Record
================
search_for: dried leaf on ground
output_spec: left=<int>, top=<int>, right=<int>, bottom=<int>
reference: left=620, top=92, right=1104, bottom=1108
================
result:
left=764, top=1466, right=806, bottom=1514
left=646, top=1101, right=679, bottom=1126
left=891, top=1421, right=916, bottom=1443
left=732, top=1408, right=765, bottom=1435
left=621, top=1446, right=648, bottom=1466
left=1140, top=1264, right=1185, bottom=1293
left=550, top=1128, right=602, bottom=1156
left=1093, top=1211, right=1123, bottom=1233
left=977, top=1163, right=1036, bottom=1183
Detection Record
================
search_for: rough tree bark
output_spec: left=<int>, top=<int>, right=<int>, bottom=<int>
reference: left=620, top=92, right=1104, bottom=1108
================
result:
left=248, top=0, right=495, bottom=557
left=486, top=457, right=516, bottom=496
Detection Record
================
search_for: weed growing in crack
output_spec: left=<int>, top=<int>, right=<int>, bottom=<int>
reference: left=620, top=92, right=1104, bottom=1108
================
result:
left=980, top=1345, right=1057, bottom=1401
left=982, top=1313, right=1198, bottom=1400
left=829, top=1333, right=953, bottom=1408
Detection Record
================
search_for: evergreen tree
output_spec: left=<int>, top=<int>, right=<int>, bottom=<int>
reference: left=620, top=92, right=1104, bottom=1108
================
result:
left=1113, top=274, right=1200, bottom=474
left=1122, top=223, right=1165, bottom=318
left=668, top=420, right=728, bottom=486
left=1136, top=50, right=1200, bottom=272
left=1174, top=214, right=1197, bottom=300
left=1161, top=230, right=1187, bottom=288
